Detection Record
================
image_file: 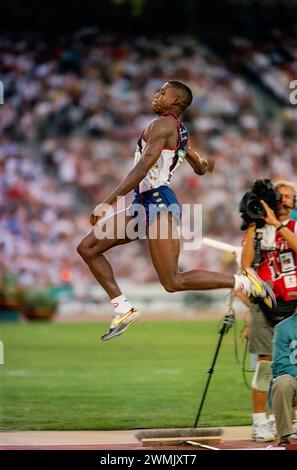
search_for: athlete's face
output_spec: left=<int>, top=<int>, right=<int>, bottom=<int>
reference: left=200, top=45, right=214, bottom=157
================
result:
left=151, top=83, right=179, bottom=114
left=276, top=186, right=296, bottom=217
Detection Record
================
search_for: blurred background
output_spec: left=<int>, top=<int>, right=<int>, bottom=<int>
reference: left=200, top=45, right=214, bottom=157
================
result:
left=2, top=0, right=297, bottom=320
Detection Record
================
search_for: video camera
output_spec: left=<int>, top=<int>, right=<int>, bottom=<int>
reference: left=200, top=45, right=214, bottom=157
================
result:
left=239, top=179, right=281, bottom=230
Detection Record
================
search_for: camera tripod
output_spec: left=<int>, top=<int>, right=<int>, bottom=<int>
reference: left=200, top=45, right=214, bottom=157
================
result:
left=193, top=301, right=235, bottom=428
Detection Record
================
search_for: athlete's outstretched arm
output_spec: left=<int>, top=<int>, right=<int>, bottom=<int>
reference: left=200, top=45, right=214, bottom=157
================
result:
left=185, top=144, right=214, bottom=175
left=90, top=118, right=175, bottom=225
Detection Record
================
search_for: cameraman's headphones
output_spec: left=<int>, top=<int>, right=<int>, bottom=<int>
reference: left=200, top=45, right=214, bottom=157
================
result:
left=274, top=180, right=297, bottom=210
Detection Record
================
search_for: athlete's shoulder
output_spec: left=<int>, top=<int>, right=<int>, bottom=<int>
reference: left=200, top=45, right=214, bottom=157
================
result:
left=144, top=115, right=177, bottom=138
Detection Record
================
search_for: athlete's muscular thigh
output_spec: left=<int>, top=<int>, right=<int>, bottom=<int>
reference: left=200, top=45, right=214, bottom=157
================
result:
left=147, top=212, right=180, bottom=281
left=78, top=210, right=137, bottom=257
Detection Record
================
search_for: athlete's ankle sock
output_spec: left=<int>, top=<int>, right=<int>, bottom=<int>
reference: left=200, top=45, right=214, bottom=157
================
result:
left=111, top=294, right=133, bottom=315
left=253, top=412, right=267, bottom=424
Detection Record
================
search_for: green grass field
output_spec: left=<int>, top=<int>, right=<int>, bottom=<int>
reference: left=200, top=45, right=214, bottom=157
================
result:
left=0, top=319, right=253, bottom=431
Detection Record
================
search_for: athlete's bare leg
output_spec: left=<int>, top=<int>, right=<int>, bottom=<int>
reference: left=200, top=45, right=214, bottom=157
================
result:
left=147, top=212, right=235, bottom=292
left=77, top=210, right=137, bottom=299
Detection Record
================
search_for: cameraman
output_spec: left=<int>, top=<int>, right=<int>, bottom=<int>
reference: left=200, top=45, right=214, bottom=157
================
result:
left=241, top=180, right=297, bottom=442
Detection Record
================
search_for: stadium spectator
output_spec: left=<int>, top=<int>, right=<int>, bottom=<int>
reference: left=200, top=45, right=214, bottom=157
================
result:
left=271, top=311, right=297, bottom=445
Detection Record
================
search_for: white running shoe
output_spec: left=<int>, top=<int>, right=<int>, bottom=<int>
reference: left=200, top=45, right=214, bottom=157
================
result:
left=101, top=308, right=140, bottom=341
left=238, top=267, right=276, bottom=309
left=252, top=420, right=275, bottom=442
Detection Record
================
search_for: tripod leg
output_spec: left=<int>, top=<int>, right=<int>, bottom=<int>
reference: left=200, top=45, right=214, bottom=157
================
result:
left=193, top=331, right=225, bottom=427
left=193, top=314, right=235, bottom=428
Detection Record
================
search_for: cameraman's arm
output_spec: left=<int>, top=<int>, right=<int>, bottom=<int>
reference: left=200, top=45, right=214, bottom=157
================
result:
left=273, top=225, right=297, bottom=253
left=241, top=224, right=256, bottom=269
left=261, top=200, right=297, bottom=253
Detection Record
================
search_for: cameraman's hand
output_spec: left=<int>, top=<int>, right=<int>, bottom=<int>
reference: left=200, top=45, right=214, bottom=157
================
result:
left=260, top=200, right=280, bottom=227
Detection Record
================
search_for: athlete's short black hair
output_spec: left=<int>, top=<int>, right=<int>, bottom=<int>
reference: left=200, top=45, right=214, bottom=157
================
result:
left=168, top=80, right=193, bottom=110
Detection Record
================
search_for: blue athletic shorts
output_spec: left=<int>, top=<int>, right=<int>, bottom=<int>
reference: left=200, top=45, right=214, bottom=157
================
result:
left=128, top=186, right=181, bottom=227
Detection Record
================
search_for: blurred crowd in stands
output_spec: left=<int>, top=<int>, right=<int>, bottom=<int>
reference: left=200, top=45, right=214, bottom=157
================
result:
left=226, top=29, right=297, bottom=114
left=1, top=28, right=297, bottom=297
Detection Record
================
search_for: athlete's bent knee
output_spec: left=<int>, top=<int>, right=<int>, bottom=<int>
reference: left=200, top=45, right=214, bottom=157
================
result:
left=76, top=239, right=97, bottom=260
left=76, top=240, right=88, bottom=259
left=77, top=237, right=105, bottom=261
left=160, top=277, right=181, bottom=293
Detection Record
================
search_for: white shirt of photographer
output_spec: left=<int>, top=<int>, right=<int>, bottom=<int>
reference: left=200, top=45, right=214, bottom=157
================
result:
left=257, top=220, right=297, bottom=251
